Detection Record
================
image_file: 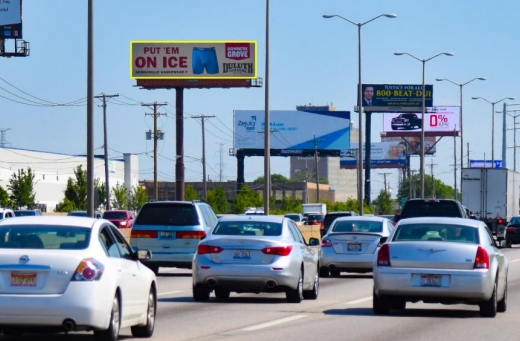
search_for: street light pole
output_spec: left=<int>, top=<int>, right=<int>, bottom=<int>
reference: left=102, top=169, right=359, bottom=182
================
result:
left=435, top=77, right=486, bottom=199
left=323, top=13, right=397, bottom=214
left=472, top=96, right=515, bottom=167
left=394, top=52, right=454, bottom=198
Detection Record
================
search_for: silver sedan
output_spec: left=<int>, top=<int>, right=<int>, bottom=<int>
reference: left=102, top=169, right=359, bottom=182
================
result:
left=192, top=215, right=320, bottom=303
left=319, top=216, right=394, bottom=277
left=373, top=217, right=508, bottom=317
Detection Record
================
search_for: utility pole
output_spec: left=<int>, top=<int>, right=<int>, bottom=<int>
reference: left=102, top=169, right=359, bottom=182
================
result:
left=313, top=135, right=326, bottom=202
left=95, top=93, right=119, bottom=211
left=410, top=170, right=417, bottom=199
left=453, top=129, right=457, bottom=200
left=430, top=159, right=438, bottom=198
left=216, top=142, right=224, bottom=182
left=0, top=128, right=11, bottom=147
left=378, top=172, right=392, bottom=193
left=143, top=102, right=167, bottom=201
left=192, top=114, right=215, bottom=201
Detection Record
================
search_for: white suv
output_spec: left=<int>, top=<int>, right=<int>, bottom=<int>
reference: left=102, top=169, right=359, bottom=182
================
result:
left=0, top=208, right=15, bottom=220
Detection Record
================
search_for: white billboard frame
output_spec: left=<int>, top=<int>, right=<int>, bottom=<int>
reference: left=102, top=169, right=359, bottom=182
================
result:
left=383, top=106, right=461, bottom=133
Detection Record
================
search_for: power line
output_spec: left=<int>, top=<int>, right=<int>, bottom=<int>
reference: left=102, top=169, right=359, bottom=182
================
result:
left=192, top=114, right=215, bottom=201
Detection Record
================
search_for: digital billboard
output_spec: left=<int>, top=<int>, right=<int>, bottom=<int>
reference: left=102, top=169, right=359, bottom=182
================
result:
left=340, top=142, right=407, bottom=169
left=381, top=136, right=437, bottom=155
left=359, top=84, right=433, bottom=112
left=130, top=41, right=257, bottom=79
left=383, top=106, right=460, bottom=133
left=469, top=160, right=503, bottom=169
left=234, top=110, right=350, bottom=157
left=0, top=0, right=22, bottom=38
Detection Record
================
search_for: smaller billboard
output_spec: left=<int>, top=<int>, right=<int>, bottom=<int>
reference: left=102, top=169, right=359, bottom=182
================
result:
left=381, top=136, right=437, bottom=155
left=383, top=106, right=460, bottom=133
left=469, top=160, right=503, bottom=169
left=0, top=0, right=22, bottom=38
left=340, top=142, right=407, bottom=169
left=130, top=40, right=257, bottom=79
left=359, top=84, right=433, bottom=112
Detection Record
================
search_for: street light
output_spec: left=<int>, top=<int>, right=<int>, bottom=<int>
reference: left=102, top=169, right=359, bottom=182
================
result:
left=394, top=52, right=454, bottom=198
left=472, top=96, right=515, bottom=167
left=499, top=109, right=520, bottom=171
left=323, top=13, right=397, bottom=214
left=435, top=77, right=486, bottom=199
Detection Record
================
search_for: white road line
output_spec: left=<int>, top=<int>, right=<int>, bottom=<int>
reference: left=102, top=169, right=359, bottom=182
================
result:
left=242, top=314, right=307, bottom=331
left=157, top=290, right=184, bottom=296
left=345, top=296, right=372, bottom=305
left=509, top=259, right=520, bottom=263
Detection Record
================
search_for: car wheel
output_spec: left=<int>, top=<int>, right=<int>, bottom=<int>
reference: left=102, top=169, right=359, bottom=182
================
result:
left=497, top=279, right=507, bottom=313
left=131, top=287, right=156, bottom=337
left=214, top=288, right=231, bottom=299
left=286, top=269, right=303, bottom=303
left=319, top=267, right=330, bottom=278
left=2, top=328, right=22, bottom=336
left=330, top=270, right=341, bottom=277
left=373, top=289, right=391, bottom=315
left=506, top=239, right=512, bottom=248
left=303, top=271, right=319, bottom=300
left=94, top=295, right=120, bottom=341
left=480, top=282, right=497, bottom=317
left=391, top=125, right=397, bottom=130
left=391, top=300, right=406, bottom=310
left=193, top=284, right=210, bottom=302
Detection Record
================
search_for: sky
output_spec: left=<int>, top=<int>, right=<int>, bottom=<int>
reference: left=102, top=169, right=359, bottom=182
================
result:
left=2, top=0, right=520, bottom=200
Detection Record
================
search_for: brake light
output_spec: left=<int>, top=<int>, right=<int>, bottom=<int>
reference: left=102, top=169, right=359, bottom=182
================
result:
left=177, top=231, right=206, bottom=239
left=506, top=227, right=516, bottom=233
left=197, top=244, right=223, bottom=254
left=474, top=246, right=489, bottom=269
left=321, top=239, right=332, bottom=247
left=497, top=218, right=504, bottom=225
left=261, top=246, right=293, bottom=256
left=72, top=258, right=104, bottom=281
left=131, top=230, right=157, bottom=238
left=377, top=244, right=391, bottom=266
left=119, top=221, right=127, bottom=226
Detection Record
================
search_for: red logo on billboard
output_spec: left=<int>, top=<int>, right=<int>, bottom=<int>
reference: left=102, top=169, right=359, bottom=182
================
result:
left=225, top=43, right=250, bottom=60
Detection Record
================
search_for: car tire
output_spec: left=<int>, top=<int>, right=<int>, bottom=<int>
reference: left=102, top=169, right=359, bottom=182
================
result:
left=193, top=284, right=210, bottom=302
left=214, top=288, right=231, bottom=299
left=286, top=269, right=303, bottom=303
left=373, top=289, right=391, bottom=315
left=94, top=295, right=120, bottom=341
left=480, top=282, right=497, bottom=317
left=505, top=239, right=512, bottom=248
left=497, top=280, right=507, bottom=313
left=391, top=125, right=397, bottom=130
left=319, top=267, right=330, bottom=278
left=303, top=271, right=319, bottom=300
left=330, top=270, right=341, bottom=277
left=391, top=300, right=406, bottom=310
left=131, top=288, right=156, bottom=337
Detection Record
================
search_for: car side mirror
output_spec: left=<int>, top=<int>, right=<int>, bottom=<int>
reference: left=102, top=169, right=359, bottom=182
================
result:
left=394, top=214, right=401, bottom=223
left=137, top=249, right=152, bottom=260
left=308, top=237, right=320, bottom=246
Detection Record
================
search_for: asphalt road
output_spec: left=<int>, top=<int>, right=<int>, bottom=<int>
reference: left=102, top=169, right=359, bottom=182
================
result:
left=4, top=247, right=520, bottom=341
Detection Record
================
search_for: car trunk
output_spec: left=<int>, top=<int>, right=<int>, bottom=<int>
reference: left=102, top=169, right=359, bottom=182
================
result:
left=328, top=233, right=382, bottom=254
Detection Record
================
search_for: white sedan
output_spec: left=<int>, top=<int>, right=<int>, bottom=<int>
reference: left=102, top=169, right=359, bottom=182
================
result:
left=0, top=216, right=157, bottom=340
left=373, top=217, right=508, bottom=317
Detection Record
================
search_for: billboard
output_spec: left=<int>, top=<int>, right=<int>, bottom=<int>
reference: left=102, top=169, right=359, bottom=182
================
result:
left=234, top=110, right=350, bottom=157
left=0, top=0, right=22, bottom=38
left=469, top=160, right=503, bottom=169
left=383, top=106, right=460, bottom=133
left=130, top=41, right=257, bottom=79
left=381, top=136, right=437, bottom=155
left=340, top=142, right=407, bottom=169
left=359, top=84, right=433, bottom=112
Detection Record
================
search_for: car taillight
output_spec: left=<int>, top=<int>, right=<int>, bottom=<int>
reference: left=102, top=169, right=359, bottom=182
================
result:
left=321, top=239, right=332, bottom=247
left=131, top=230, right=158, bottom=238
left=474, top=246, right=489, bottom=269
left=506, top=227, right=516, bottom=232
left=497, top=218, right=504, bottom=225
left=261, top=246, right=293, bottom=256
left=376, top=244, right=391, bottom=266
left=119, top=221, right=127, bottom=226
left=72, top=258, right=104, bottom=281
left=197, top=244, right=223, bottom=254
left=177, top=231, right=206, bottom=239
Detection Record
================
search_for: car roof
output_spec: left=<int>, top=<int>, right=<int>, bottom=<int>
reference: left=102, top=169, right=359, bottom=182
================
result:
left=217, top=215, right=285, bottom=223
left=397, top=216, right=481, bottom=227
left=0, top=215, right=99, bottom=228
left=332, top=216, right=389, bottom=222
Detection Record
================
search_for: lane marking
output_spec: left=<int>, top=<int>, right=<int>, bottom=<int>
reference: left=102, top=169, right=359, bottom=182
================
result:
left=509, top=259, right=520, bottom=263
left=345, top=296, right=372, bottom=305
left=242, top=314, right=307, bottom=331
left=158, top=290, right=184, bottom=296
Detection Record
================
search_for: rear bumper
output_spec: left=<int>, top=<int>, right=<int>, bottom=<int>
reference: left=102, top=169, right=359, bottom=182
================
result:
left=320, top=250, right=375, bottom=272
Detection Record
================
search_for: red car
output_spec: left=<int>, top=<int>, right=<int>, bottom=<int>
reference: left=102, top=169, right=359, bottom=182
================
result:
left=102, top=210, right=135, bottom=229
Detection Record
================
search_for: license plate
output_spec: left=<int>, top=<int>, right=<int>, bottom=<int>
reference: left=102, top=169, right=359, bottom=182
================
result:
left=159, top=231, right=175, bottom=239
left=233, top=250, right=251, bottom=259
left=11, top=272, right=37, bottom=287
left=421, top=274, right=441, bottom=287
left=347, top=243, right=362, bottom=252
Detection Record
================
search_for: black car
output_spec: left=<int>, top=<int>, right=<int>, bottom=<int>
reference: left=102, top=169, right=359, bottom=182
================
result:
left=395, top=198, right=467, bottom=223
left=391, top=113, right=422, bottom=130
left=505, top=216, right=520, bottom=247
left=322, top=211, right=359, bottom=236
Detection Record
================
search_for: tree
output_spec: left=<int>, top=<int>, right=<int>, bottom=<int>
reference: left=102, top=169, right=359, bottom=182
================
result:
left=185, top=185, right=199, bottom=201
left=254, top=174, right=289, bottom=183
left=111, top=183, right=128, bottom=209
left=397, top=173, right=455, bottom=202
left=8, top=168, right=36, bottom=209
left=128, top=185, right=148, bottom=212
left=0, top=185, right=12, bottom=208
left=372, top=190, right=394, bottom=214
left=207, top=186, right=229, bottom=214
left=55, top=165, right=105, bottom=212
left=233, top=184, right=263, bottom=213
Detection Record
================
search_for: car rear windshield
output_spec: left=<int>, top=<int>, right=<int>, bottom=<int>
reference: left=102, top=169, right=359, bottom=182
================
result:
left=307, top=214, right=323, bottom=221
left=103, top=211, right=128, bottom=219
left=393, top=224, right=478, bottom=244
left=135, top=203, right=199, bottom=226
left=401, top=201, right=462, bottom=218
left=213, top=221, right=282, bottom=236
left=285, top=214, right=301, bottom=222
left=332, top=220, right=382, bottom=233
left=0, top=225, right=91, bottom=249
left=14, top=211, right=37, bottom=216
left=324, top=213, right=354, bottom=230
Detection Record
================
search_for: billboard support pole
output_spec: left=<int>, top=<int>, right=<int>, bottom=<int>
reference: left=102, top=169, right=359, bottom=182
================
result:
left=364, top=112, right=371, bottom=204
left=175, top=87, right=185, bottom=200
left=264, top=0, right=271, bottom=215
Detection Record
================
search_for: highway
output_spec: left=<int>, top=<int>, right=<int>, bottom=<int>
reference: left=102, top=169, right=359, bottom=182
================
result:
left=3, top=246, right=520, bottom=341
